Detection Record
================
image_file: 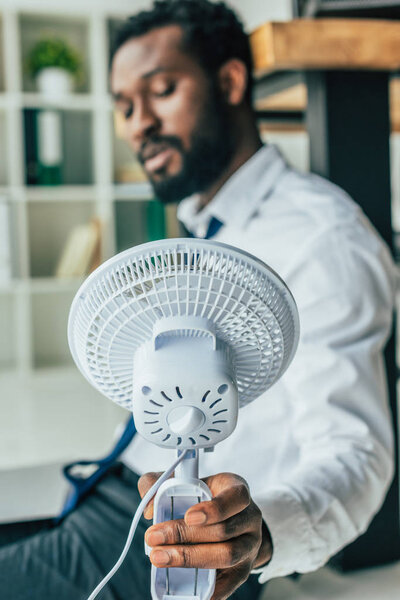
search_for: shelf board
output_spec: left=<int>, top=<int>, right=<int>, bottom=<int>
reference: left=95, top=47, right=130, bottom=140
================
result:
left=0, top=365, right=125, bottom=471
left=22, top=92, right=95, bottom=111
left=29, top=277, right=85, bottom=294
left=250, top=19, right=400, bottom=75
left=0, top=93, right=113, bottom=111
left=113, top=182, right=154, bottom=200
left=0, top=280, right=20, bottom=294
left=0, top=278, right=85, bottom=294
left=25, top=185, right=98, bottom=202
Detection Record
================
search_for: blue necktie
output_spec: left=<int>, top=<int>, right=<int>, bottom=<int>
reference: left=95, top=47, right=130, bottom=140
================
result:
left=203, top=215, right=224, bottom=239
left=58, top=216, right=224, bottom=520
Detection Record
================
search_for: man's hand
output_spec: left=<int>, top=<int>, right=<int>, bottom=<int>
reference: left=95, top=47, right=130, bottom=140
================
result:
left=138, top=472, right=273, bottom=600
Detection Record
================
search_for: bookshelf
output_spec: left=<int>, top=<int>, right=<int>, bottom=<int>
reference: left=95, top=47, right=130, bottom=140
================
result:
left=27, top=200, right=96, bottom=277
left=0, top=4, right=184, bottom=390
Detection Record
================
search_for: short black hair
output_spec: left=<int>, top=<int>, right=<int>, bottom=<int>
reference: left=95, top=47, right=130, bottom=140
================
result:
left=110, top=0, right=254, bottom=104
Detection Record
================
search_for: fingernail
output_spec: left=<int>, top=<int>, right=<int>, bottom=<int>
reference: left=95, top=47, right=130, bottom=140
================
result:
left=147, top=530, right=165, bottom=546
left=186, top=511, right=207, bottom=525
left=152, top=549, right=170, bottom=566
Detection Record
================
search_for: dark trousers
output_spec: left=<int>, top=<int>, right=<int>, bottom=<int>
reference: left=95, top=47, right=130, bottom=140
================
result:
left=0, top=464, right=264, bottom=599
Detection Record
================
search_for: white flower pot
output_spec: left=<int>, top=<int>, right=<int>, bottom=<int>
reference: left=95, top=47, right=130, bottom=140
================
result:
left=36, top=67, right=74, bottom=99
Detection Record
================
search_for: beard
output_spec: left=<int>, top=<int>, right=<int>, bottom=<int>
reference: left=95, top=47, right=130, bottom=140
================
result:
left=138, top=84, right=237, bottom=204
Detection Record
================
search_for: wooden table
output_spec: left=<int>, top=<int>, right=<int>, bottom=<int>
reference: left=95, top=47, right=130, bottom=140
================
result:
left=250, top=18, right=400, bottom=249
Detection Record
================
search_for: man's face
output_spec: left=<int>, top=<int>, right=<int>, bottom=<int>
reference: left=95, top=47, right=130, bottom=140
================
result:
left=110, top=25, right=235, bottom=203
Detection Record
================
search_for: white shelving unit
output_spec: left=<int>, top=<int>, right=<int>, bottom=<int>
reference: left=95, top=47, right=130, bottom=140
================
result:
left=0, top=3, right=178, bottom=476
left=0, top=5, right=170, bottom=378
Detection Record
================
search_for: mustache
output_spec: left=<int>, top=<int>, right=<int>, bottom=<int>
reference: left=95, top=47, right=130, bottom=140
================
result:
left=138, top=136, right=183, bottom=165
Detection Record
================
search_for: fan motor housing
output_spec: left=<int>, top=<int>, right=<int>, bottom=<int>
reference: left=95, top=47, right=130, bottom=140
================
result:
left=132, top=318, right=238, bottom=450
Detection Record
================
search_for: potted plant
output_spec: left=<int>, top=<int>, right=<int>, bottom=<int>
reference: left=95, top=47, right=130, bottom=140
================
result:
left=27, top=37, right=84, bottom=98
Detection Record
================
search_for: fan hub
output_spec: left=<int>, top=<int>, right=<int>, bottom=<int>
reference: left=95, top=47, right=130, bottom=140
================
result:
left=167, top=405, right=206, bottom=435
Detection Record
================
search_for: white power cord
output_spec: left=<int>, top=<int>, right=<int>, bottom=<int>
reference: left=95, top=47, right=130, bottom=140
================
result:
left=86, top=449, right=190, bottom=600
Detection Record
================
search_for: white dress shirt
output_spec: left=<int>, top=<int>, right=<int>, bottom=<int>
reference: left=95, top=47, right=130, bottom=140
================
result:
left=122, top=144, right=396, bottom=582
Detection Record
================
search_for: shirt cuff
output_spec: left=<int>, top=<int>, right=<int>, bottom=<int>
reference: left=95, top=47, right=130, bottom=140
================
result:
left=251, top=486, right=316, bottom=583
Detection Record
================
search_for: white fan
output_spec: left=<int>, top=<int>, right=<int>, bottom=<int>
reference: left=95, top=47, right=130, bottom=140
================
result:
left=68, top=238, right=300, bottom=600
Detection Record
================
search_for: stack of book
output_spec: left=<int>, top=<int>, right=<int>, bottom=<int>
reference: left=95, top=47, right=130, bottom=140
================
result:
left=55, top=217, right=102, bottom=279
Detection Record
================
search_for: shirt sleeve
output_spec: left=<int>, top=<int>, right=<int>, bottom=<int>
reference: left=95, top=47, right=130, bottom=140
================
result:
left=252, top=226, right=396, bottom=583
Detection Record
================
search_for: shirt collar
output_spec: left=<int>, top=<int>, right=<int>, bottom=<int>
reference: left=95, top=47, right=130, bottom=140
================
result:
left=177, top=144, right=288, bottom=238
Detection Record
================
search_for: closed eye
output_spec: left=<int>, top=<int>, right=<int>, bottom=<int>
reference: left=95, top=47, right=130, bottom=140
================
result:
left=154, top=83, right=176, bottom=98
left=123, top=104, right=133, bottom=119
left=114, top=100, right=133, bottom=120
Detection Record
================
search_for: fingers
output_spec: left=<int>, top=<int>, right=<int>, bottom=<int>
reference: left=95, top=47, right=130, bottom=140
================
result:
left=149, top=533, right=255, bottom=569
left=185, top=474, right=250, bottom=526
left=137, top=472, right=162, bottom=520
left=146, top=505, right=259, bottom=547
left=139, top=471, right=250, bottom=524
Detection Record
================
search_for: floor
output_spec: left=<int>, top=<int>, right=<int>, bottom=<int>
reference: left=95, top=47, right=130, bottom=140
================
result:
left=0, top=367, right=126, bottom=472
left=262, top=562, right=400, bottom=599
left=0, top=367, right=125, bottom=522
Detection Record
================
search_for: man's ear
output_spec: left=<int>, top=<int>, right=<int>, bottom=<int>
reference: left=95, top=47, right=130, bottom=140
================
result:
left=218, top=59, right=248, bottom=106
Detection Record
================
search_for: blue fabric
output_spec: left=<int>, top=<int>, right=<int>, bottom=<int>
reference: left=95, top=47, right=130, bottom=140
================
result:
left=56, top=417, right=137, bottom=522
left=204, top=216, right=224, bottom=239
left=58, top=217, right=224, bottom=520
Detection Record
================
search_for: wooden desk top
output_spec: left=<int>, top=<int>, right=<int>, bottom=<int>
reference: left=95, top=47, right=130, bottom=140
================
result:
left=250, top=19, right=400, bottom=75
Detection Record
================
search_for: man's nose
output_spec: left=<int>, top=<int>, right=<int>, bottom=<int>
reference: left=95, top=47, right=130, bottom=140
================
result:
left=127, top=101, right=160, bottom=147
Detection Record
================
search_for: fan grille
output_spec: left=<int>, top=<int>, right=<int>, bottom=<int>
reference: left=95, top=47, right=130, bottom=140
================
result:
left=68, top=239, right=299, bottom=410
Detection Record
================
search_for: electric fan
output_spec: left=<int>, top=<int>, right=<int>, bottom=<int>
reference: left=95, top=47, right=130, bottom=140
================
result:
left=68, top=238, right=300, bottom=600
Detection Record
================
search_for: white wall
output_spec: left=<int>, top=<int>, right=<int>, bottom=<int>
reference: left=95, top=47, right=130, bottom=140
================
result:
left=263, top=132, right=310, bottom=173
left=0, top=0, right=293, bottom=29
left=391, top=135, right=400, bottom=231
left=222, top=0, right=293, bottom=30
left=0, top=0, right=148, bottom=12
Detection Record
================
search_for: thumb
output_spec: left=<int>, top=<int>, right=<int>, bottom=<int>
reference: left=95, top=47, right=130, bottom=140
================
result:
left=137, top=471, right=162, bottom=520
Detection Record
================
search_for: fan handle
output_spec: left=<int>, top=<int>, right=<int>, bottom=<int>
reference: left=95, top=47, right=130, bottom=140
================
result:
left=146, top=451, right=216, bottom=600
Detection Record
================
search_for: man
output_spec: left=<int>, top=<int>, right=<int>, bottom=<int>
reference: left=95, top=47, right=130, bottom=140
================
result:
left=0, top=1, right=396, bottom=599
